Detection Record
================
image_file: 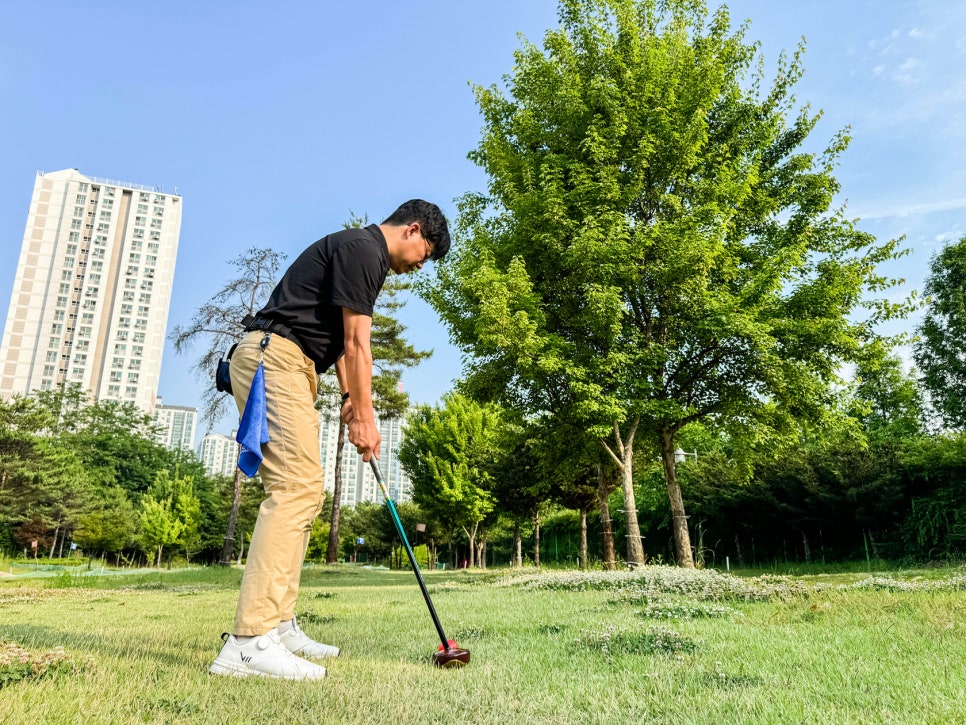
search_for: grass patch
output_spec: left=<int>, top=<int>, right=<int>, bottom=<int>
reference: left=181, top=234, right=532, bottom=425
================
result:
left=0, top=563, right=965, bottom=723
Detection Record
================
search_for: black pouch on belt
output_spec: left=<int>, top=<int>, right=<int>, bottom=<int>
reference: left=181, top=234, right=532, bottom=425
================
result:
left=215, top=343, right=238, bottom=394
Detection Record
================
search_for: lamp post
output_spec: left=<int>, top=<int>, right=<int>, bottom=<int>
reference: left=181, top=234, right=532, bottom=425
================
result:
left=674, top=448, right=698, bottom=464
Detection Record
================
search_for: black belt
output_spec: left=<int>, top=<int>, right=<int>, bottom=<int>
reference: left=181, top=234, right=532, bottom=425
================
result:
left=241, top=314, right=304, bottom=353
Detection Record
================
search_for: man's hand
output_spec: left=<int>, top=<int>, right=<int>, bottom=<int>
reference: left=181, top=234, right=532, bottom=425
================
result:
left=347, top=418, right=381, bottom=462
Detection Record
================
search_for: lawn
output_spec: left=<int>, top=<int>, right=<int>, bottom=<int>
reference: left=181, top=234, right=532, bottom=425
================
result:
left=1, top=563, right=964, bottom=724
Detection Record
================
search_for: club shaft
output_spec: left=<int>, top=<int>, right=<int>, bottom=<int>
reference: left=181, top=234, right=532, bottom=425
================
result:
left=369, top=459, right=451, bottom=651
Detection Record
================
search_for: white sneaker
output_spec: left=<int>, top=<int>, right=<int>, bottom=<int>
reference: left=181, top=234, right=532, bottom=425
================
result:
left=209, top=629, right=327, bottom=680
left=278, top=616, right=341, bottom=660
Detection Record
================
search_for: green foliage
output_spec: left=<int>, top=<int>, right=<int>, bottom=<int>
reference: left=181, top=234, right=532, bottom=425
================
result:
left=73, top=488, right=136, bottom=556
left=138, top=471, right=201, bottom=566
left=425, top=0, right=910, bottom=567
left=915, top=234, right=966, bottom=429
left=399, top=394, right=503, bottom=543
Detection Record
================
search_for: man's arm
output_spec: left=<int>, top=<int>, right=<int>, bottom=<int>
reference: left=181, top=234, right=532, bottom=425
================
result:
left=342, top=308, right=381, bottom=461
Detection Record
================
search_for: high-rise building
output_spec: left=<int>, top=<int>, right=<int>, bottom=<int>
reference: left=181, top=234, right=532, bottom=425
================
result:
left=318, top=407, right=413, bottom=507
left=0, top=169, right=182, bottom=413
left=198, top=431, right=238, bottom=478
left=153, top=396, right=198, bottom=451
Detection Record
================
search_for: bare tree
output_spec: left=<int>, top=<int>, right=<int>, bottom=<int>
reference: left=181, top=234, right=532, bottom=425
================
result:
left=169, top=247, right=285, bottom=564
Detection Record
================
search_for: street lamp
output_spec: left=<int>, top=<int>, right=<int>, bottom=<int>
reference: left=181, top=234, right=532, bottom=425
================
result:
left=674, top=448, right=698, bottom=464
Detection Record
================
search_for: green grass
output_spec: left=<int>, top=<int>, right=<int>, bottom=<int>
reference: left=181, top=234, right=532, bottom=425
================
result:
left=1, top=563, right=965, bottom=724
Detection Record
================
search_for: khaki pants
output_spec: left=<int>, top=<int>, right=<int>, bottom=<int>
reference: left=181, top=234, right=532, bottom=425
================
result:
left=229, top=331, right=326, bottom=636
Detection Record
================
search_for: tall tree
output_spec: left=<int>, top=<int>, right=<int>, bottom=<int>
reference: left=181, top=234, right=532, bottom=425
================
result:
left=398, top=393, right=501, bottom=567
left=169, top=248, right=285, bottom=564
left=914, top=235, right=966, bottom=430
left=427, top=0, right=908, bottom=567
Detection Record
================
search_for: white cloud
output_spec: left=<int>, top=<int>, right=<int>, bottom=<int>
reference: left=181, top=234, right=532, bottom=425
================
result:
left=854, top=197, right=966, bottom=221
left=893, top=57, right=924, bottom=84
left=908, top=28, right=925, bottom=39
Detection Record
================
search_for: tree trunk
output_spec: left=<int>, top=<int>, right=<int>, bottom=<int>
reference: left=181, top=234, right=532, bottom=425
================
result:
left=602, top=418, right=646, bottom=567
left=598, top=466, right=617, bottom=571
left=513, top=522, right=522, bottom=567
left=49, top=526, right=60, bottom=558
left=579, top=506, right=589, bottom=571
left=462, top=521, right=479, bottom=567
left=802, top=530, right=811, bottom=562
left=734, top=534, right=744, bottom=566
left=659, top=429, right=694, bottom=568
left=220, top=444, right=244, bottom=565
left=326, top=418, right=347, bottom=563
left=237, top=531, right=246, bottom=565
left=533, top=512, right=541, bottom=567
left=155, top=545, right=163, bottom=568
left=475, top=539, right=486, bottom=570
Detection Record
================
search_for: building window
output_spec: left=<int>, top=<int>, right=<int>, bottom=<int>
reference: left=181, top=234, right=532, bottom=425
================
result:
left=100, top=211, right=111, bottom=220
left=68, top=232, right=80, bottom=242
left=108, top=384, right=120, bottom=396
left=78, top=182, right=88, bottom=192
left=71, top=219, right=82, bottom=230
left=135, top=216, right=145, bottom=227
left=150, top=219, right=162, bottom=229
left=57, top=296, right=68, bottom=307
left=75, top=194, right=86, bottom=204
left=137, top=203, right=148, bottom=213
left=73, top=207, right=84, bottom=218
left=110, top=371, right=122, bottom=382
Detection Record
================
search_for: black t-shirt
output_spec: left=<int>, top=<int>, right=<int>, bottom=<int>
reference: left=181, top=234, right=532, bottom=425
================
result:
left=257, top=224, right=389, bottom=373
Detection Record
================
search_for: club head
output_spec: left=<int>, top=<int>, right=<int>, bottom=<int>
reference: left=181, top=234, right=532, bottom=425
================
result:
left=432, top=647, right=471, bottom=668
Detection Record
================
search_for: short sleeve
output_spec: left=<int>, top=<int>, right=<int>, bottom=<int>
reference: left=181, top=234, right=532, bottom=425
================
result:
left=328, top=238, right=385, bottom=316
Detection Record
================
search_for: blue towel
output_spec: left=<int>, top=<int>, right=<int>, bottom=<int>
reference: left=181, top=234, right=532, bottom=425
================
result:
left=236, top=362, right=270, bottom=476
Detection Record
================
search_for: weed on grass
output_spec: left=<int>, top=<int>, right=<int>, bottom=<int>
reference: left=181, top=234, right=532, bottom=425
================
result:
left=573, top=624, right=700, bottom=657
left=0, top=642, right=91, bottom=686
left=296, top=610, right=335, bottom=625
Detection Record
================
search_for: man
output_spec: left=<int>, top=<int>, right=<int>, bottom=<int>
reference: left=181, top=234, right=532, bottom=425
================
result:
left=209, top=200, right=450, bottom=680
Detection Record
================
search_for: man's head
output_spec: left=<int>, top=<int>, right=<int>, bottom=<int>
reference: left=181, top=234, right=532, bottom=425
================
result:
left=381, top=200, right=451, bottom=274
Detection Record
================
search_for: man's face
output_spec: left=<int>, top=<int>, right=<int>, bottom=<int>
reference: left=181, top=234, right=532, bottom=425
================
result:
left=390, top=223, right=434, bottom=274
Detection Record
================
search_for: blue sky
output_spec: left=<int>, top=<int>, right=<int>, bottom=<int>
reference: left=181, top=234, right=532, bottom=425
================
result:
left=2, top=1, right=964, bottom=441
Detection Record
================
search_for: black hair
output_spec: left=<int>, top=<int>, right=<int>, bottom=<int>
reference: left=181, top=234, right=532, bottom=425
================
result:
left=382, top=199, right=451, bottom=261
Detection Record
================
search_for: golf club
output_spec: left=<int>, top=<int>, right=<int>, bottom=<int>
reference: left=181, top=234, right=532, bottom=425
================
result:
left=368, top=458, right=471, bottom=668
